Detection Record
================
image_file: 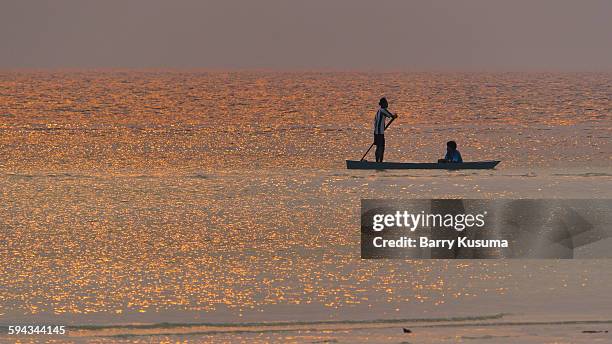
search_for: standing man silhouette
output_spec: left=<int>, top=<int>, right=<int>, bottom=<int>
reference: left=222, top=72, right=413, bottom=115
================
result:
left=373, top=97, right=398, bottom=162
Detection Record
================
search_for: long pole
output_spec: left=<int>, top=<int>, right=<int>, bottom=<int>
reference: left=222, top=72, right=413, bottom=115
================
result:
left=360, top=117, right=395, bottom=161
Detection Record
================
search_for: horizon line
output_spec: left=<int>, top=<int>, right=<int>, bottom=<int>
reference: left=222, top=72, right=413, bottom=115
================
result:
left=2, top=67, right=611, bottom=74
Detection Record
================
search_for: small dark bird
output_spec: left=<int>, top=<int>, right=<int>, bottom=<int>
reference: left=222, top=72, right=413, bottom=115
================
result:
left=402, top=328, right=412, bottom=333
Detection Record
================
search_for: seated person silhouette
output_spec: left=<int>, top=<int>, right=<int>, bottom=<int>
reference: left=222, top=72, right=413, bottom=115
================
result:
left=438, top=140, right=463, bottom=163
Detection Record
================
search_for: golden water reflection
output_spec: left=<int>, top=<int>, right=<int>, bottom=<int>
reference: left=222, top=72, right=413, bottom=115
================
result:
left=0, top=72, right=610, bottom=321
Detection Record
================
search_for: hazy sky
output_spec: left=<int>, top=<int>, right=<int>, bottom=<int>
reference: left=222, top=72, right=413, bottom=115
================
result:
left=1, top=0, right=611, bottom=70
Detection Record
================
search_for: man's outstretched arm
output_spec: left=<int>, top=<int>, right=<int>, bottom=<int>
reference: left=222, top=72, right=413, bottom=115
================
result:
left=381, top=108, right=398, bottom=119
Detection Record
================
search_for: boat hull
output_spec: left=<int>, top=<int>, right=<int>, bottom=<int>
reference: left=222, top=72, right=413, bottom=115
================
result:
left=346, top=160, right=500, bottom=170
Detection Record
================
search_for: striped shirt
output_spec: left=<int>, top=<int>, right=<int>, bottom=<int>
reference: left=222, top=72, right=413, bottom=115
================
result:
left=374, top=107, right=394, bottom=135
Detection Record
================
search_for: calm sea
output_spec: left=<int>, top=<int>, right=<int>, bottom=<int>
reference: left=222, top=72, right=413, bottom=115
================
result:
left=0, top=71, right=611, bottom=343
